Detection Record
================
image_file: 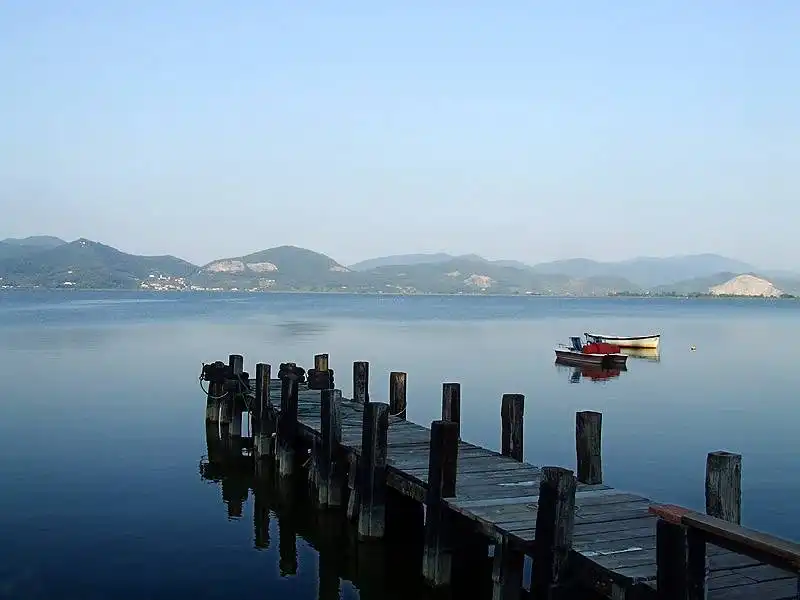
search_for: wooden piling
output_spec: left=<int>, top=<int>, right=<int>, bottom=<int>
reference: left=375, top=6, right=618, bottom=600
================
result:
left=530, top=466, right=577, bottom=598
left=346, top=453, right=359, bottom=522
left=491, top=541, right=524, bottom=600
left=229, top=354, right=244, bottom=375
left=705, top=450, right=742, bottom=524
left=655, top=517, right=688, bottom=599
left=219, top=393, right=233, bottom=435
left=254, top=363, right=270, bottom=422
left=229, top=396, right=243, bottom=437
left=205, top=381, right=224, bottom=423
left=422, top=420, right=459, bottom=587
left=357, top=401, right=389, bottom=540
left=389, top=371, right=407, bottom=419
left=276, top=371, right=300, bottom=477
left=501, top=394, right=524, bottom=462
left=353, top=361, right=369, bottom=404
left=254, top=363, right=273, bottom=459
left=576, top=410, right=603, bottom=485
left=442, top=382, right=461, bottom=439
left=319, top=388, right=344, bottom=508
left=315, top=353, right=329, bottom=372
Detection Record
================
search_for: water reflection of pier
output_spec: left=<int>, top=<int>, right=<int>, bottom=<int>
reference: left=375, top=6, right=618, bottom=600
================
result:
left=200, top=424, right=492, bottom=600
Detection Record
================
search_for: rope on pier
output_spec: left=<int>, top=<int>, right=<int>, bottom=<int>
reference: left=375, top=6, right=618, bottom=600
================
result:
left=199, top=379, right=229, bottom=400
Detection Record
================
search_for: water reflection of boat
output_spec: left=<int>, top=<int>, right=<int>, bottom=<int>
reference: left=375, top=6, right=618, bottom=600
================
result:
left=555, top=361, right=626, bottom=383
left=619, top=347, right=661, bottom=362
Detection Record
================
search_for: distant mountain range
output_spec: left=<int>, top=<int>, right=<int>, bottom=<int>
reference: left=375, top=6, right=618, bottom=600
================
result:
left=0, top=236, right=797, bottom=297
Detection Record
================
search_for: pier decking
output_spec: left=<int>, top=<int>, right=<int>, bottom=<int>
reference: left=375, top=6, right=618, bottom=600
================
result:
left=201, top=354, right=800, bottom=599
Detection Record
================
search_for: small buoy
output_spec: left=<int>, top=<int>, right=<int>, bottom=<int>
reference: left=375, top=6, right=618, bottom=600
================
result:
left=690, top=345, right=696, bottom=351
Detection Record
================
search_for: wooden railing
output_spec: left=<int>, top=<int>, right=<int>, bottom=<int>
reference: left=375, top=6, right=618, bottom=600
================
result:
left=650, top=503, right=800, bottom=599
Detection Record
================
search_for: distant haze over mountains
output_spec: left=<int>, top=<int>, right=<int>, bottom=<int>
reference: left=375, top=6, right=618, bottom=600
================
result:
left=0, top=235, right=797, bottom=296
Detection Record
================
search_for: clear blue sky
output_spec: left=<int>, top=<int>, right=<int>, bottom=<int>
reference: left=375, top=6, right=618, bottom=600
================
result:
left=1, top=1, right=797, bottom=267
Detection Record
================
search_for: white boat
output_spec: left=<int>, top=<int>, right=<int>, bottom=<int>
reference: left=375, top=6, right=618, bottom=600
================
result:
left=584, top=332, right=661, bottom=349
left=554, top=337, right=628, bottom=369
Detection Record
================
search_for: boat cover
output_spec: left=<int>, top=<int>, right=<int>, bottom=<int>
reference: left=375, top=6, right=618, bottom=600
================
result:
left=582, top=342, right=621, bottom=354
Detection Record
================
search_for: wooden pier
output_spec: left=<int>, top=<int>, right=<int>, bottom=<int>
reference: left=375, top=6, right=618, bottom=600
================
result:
left=200, top=354, right=800, bottom=599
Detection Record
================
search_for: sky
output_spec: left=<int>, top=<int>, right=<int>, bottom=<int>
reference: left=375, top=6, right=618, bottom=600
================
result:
left=0, top=2, right=797, bottom=268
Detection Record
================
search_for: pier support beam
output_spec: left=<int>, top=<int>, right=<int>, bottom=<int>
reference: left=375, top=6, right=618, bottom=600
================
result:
left=705, top=450, right=742, bottom=524
left=422, top=420, right=459, bottom=587
left=491, top=540, right=524, bottom=600
left=205, top=380, right=225, bottom=424
left=576, top=410, right=603, bottom=485
left=319, top=388, right=344, bottom=508
left=353, top=361, right=369, bottom=404
left=530, top=466, right=577, bottom=599
left=276, top=368, right=301, bottom=477
left=229, top=395, right=243, bottom=437
left=442, top=382, right=461, bottom=439
left=254, top=363, right=273, bottom=459
left=346, top=453, right=359, bottom=522
left=501, top=394, right=524, bottom=462
left=655, top=515, right=687, bottom=599
left=357, top=402, right=389, bottom=540
left=219, top=393, right=233, bottom=435
left=389, top=371, right=407, bottom=419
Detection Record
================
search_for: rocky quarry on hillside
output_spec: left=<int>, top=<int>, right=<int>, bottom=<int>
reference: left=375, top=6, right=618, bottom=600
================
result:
left=708, top=274, right=784, bottom=297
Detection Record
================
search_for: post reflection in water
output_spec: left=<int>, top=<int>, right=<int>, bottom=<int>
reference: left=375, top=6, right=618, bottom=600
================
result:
left=199, top=423, right=489, bottom=600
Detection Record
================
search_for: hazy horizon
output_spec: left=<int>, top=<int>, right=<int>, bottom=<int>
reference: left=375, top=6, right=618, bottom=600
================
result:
left=1, top=3, right=797, bottom=268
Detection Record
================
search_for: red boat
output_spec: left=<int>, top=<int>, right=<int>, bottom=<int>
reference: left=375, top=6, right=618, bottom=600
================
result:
left=554, top=337, right=628, bottom=369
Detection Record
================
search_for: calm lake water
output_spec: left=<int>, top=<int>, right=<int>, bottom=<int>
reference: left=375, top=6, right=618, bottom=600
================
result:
left=1, top=291, right=799, bottom=599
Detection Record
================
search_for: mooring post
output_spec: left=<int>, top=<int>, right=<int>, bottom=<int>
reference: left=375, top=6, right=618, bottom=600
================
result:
left=530, top=466, right=577, bottom=598
left=319, top=388, right=344, bottom=508
left=389, top=371, right=407, bottom=419
left=357, top=401, right=389, bottom=540
left=276, top=369, right=301, bottom=477
left=422, top=420, right=459, bottom=587
left=501, top=394, right=524, bottom=462
left=442, top=382, right=461, bottom=439
left=705, top=450, right=742, bottom=524
left=315, top=353, right=329, bottom=372
left=353, top=361, right=369, bottom=403
left=229, top=354, right=244, bottom=375
left=576, top=410, right=603, bottom=485
left=254, top=363, right=273, bottom=459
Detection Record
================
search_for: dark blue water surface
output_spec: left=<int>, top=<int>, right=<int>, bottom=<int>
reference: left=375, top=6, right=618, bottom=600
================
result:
left=1, top=291, right=799, bottom=598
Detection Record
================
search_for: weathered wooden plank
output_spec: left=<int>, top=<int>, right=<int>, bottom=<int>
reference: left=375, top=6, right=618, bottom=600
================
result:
left=451, top=489, right=640, bottom=510
left=707, top=577, right=800, bottom=600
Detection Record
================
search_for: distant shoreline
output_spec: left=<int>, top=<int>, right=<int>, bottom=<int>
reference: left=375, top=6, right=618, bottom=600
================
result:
left=0, top=287, right=795, bottom=300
